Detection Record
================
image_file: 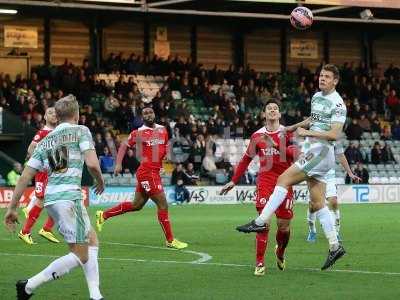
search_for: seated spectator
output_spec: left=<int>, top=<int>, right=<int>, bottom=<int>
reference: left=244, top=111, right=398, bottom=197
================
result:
left=171, top=164, right=194, bottom=205
left=358, top=114, right=371, bottom=132
left=94, top=133, right=106, bottom=156
left=386, top=89, right=399, bottom=116
left=382, top=142, right=396, bottom=163
left=99, top=146, right=115, bottom=173
left=391, top=119, right=400, bottom=140
left=7, top=162, right=22, bottom=186
left=381, top=125, right=392, bottom=140
left=371, top=142, right=383, bottom=164
left=171, top=163, right=195, bottom=185
left=104, top=131, right=118, bottom=158
left=202, top=149, right=218, bottom=178
left=353, top=162, right=369, bottom=184
left=122, top=148, right=140, bottom=174
left=370, top=118, right=381, bottom=133
left=344, top=143, right=363, bottom=164
left=185, top=162, right=199, bottom=182
left=346, top=119, right=363, bottom=140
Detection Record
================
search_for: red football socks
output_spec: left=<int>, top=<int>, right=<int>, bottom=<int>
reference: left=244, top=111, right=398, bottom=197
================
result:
left=103, top=202, right=134, bottom=220
left=22, top=205, right=42, bottom=234
left=276, top=229, right=290, bottom=259
left=42, top=216, right=55, bottom=232
left=157, top=209, right=174, bottom=243
left=256, top=230, right=269, bottom=266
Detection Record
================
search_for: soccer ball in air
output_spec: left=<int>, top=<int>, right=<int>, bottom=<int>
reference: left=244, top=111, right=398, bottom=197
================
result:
left=290, top=6, right=313, bottom=30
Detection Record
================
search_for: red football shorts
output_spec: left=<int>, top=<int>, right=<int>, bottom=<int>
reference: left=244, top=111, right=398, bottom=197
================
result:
left=135, top=169, right=164, bottom=196
left=34, top=172, right=48, bottom=199
left=256, top=185, right=294, bottom=220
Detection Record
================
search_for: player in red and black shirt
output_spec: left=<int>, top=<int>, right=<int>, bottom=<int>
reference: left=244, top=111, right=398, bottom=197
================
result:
left=220, top=100, right=298, bottom=276
left=19, top=107, right=60, bottom=245
left=96, top=106, right=188, bottom=249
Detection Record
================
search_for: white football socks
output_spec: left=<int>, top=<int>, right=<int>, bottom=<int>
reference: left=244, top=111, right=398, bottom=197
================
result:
left=330, top=209, right=341, bottom=234
left=83, top=246, right=103, bottom=300
left=255, top=186, right=288, bottom=225
left=26, top=252, right=81, bottom=294
left=307, top=209, right=317, bottom=233
left=315, top=206, right=339, bottom=251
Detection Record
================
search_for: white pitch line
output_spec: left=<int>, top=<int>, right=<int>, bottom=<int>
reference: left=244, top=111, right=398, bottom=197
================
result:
left=1, top=239, right=399, bottom=276
left=103, top=241, right=212, bottom=264
left=1, top=252, right=400, bottom=277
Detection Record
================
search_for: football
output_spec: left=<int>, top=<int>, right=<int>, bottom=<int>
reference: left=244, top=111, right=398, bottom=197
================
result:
left=290, top=6, right=314, bottom=30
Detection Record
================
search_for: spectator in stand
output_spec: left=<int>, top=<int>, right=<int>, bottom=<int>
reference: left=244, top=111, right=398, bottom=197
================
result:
left=370, top=117, right=381, bottom=133
left=104, top=90, right=120, bottom=119
left=353, top=162, right=369, bottom=184
left=382, top=142, right=396, bottom=163
left=94, top=133, right=106, bottom=157
left=381, top=125, right=392, bottom=140
left=346, top=119, right=364, bottom=140
left=358, top=114, right=371, bottom=132
left=344, top=142, right=363, bottom=164
left=122, top=148, right=140, bottom=174
left=99, top=146, right=115, bottom=174
left=180, top=78, right=192, bottom=98
left=391, top=119, right=400, bottom=140
left=386, top=89, right=400, bottom=117
left=171, top=164, right=194, bottom=204
left=185, top=162, right=200, bottom=182
left=371, top=142, right=383, bottom=164
left=104, top=131, right=118, bottom=158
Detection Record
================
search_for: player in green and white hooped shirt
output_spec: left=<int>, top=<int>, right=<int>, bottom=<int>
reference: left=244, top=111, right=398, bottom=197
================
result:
left=306, top=142, right=361, bottom=242
left=236, top=64, right=347, bottom=270
left=4, top=95, right=105, bottom=300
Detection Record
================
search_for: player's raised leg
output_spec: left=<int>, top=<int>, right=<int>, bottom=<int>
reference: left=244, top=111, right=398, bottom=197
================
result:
left=96, top=191, right=149, bottom=232
left=19, top=197, right=59, bottom=245
left=236, top=164, right=306, bottom=233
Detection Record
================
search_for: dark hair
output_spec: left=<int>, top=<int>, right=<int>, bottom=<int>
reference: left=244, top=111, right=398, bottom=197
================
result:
left=265, top=99, right=280, bottom=111
left=322, top=64, right=340, bottom=80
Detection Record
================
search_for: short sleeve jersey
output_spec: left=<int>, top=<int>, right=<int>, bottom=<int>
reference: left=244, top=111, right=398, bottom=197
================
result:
left=245, top=126, right=294, bottom=188
left=127, top=124, right=168, bottom=172
left=27, top=123, right=94, bottom=206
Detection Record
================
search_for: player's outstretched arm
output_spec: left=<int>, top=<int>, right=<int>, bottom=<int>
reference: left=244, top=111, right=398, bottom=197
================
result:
left=220, top=181, right=235, bottom=195
left=4, top=166, right=37, bottom=232
left=114, top=141, right=128, bottom=176
left=297, top=122, right=343, bottom=141
left=25, top=141, right=38, bottom=161
left=337, top=153, right=361, bottom=183
left=220, top=154, right=253, bottom=195
left=84, top=149, right=105, bottom=195
left=286, top=117, right=311, bottom=132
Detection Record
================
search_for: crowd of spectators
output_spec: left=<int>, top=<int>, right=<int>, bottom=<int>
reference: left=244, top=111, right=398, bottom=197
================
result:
left=2, top=54, right=400, bottom=184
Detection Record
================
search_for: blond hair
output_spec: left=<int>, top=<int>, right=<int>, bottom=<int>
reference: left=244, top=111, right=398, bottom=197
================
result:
left=55, top=95, right=79, bottom=121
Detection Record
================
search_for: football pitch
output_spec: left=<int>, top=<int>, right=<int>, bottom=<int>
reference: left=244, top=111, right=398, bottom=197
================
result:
left=1, top=203, right=399, bottom=300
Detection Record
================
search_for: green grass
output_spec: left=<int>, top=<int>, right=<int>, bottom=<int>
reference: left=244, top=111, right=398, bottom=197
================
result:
left=1, top=203, right=400, bottom=300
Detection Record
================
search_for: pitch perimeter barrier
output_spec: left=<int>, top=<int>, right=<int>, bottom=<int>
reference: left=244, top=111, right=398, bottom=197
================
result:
left=1, top=185, right=399, bottom=208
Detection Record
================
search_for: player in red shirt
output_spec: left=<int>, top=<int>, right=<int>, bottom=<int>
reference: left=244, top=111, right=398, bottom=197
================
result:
left=96, top=106, right=188, bottom=249
left=220, top=100, right=298, bottom=276
left=19, top=107, right=60, bottom=245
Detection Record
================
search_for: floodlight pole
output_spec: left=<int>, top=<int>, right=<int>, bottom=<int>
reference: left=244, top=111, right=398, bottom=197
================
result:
left=147, top=0, right=194, bottom=8
left=311, top=6, right=349, bottom=15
